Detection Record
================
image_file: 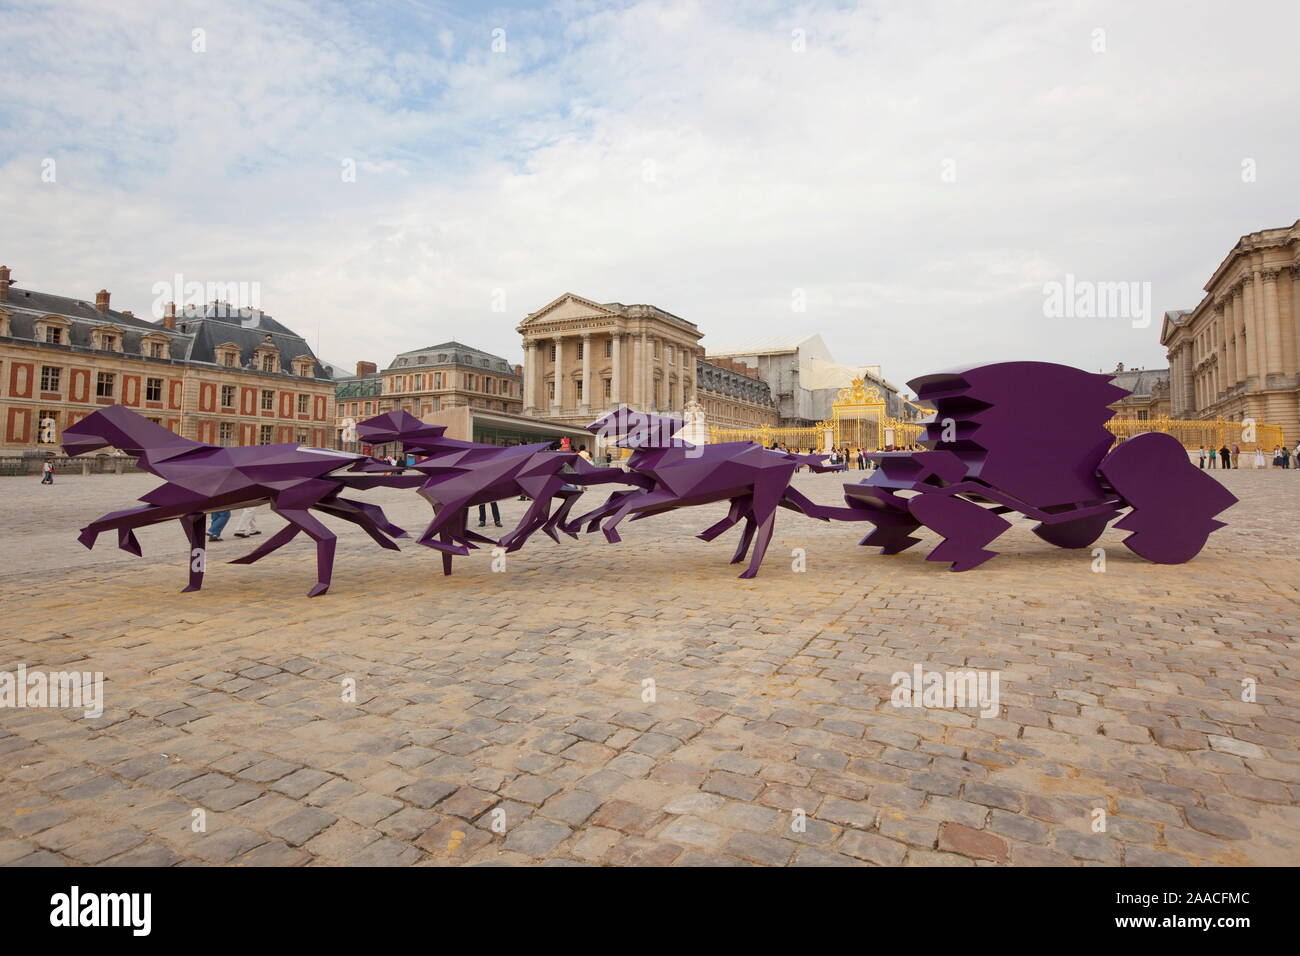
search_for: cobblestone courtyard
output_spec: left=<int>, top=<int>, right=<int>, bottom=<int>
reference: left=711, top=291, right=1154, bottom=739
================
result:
left=1, top=467, right=1297, bottom=867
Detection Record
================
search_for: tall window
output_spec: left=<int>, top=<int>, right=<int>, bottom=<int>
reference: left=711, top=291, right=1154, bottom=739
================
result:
left=221, top=350, right=237, bottom=367
left=40, top=366, right=61, bottom=392
left=604, top=378, right=611, bottom=399
left=576, top=378, right=584, bottom=401
left=547, top=380, right=555, bottom=401
left=261, top=389, right=274, bottom=411
left=577, top=341, right=584, bottom=360
left=220, top=385, right=236, bottom=408
left=297, top=394, right=309, bottom=414
left=604, top=338, right=612, bottom=357
left=145, top=377, right=163, bottom=402
left=258, top=424, right=273, bottom=444
left=149, top=341, right=165, bottom=357
left=434, top=372, right=442, bottom=389
left=261, top=354, right=275, bottom=372
left=548, top=343, right=557, bottom=361
left=96, top=372, right=115, bottom=398
left=219, top=422, right=235, bottom=446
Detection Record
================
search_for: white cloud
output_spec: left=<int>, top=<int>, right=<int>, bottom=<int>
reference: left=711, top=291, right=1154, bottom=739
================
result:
left=1, top=0, right=1297, bottom=389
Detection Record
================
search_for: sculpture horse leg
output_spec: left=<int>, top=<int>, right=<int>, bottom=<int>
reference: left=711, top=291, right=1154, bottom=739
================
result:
left=182, top=513, right=206, bottom=593
left=600, top=489, right=674, bottom=544
left=266, top=482, right=338, bottom=596
left=737, top=468, right=793, bottom=579
left=697, top=496, right=748, bottom=542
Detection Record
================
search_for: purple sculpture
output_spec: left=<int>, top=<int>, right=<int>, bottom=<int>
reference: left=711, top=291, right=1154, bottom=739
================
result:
left=355, top=410, right=631, bottom=574
left=830, top=361, right=1237, bottom=570
left=63, top=406, right=406, bottom=595
left=65, top=362, right=1235, bottom=595
left=564, top=407, right=837, bottom=578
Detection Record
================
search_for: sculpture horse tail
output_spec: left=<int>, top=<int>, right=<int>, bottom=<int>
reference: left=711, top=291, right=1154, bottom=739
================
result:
left=1097, top=431, right=1237, bottom=564
left=61, top=405, right=201, bottom=460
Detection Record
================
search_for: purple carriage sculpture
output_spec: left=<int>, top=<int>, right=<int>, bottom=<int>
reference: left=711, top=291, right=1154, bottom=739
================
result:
left=830, top=361, right=1237, bottom=570
left=564, top=407, right=838, bottom=578
left=355, top=410, right=634, bottom=574
left=62, top=405, right=407, bottom=595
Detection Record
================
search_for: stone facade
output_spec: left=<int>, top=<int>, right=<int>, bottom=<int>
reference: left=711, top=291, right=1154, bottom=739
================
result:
left=696, top=357, right=778, bottom=429
left=1161, top=221, right=1300, bottom=444
left=0, top=268, right=334, bottom=452
left=1108, top=363, right=1171, bottom=420
left=335, top=344, right=523, bottom=447
left=517, top=293, right=703, bottom=425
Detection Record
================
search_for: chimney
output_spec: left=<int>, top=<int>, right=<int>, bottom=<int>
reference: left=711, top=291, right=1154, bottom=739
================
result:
left=356, top=360, right=377, bottom=377
left=95, top=289, right=110, bottom=313
left=0, top=265, right=10, bottom=301
left=162, top=301, right=176, bottom=330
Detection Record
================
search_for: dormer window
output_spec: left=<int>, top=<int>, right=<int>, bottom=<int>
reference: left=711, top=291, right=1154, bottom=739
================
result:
left=36, top=315, right=72, bottom=345
left=141, top=333, right=170, bottom=359
left=93, top=326, right=124, bottom=351
left=293, top=356, right=315, bottom=377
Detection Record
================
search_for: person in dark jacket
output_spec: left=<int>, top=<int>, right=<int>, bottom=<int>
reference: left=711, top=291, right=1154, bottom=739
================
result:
left=1219, top=444, right=1231, bottom=469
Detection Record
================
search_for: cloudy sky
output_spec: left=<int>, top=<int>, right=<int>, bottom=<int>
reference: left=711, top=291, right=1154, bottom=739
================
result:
left=2, top=0, right=1297, bottom=391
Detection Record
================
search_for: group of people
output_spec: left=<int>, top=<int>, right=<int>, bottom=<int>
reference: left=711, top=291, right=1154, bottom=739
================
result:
left=206, top=507, right=262, bottom=542
left=765, top=443, right=926, bottom=472
left=1198, top=442, right=1300, bottom=469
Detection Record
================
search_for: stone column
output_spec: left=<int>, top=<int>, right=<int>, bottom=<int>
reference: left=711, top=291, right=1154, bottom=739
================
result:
left=1239, top=278, right=1258, bottom=383
left=551, top=335, right=563, bottom=415
left=611, top=331, right=623, bottom=408
left=523, top=339, right=536, bottom=415
left=580, top=331, right=592, bottom=414
left=1224, top=320, right=1237, bottom=392
left=1293, top=264, right=1300, bottom=378
left=1215, top=305, right=1226, bottom=401
left=1249, top=269, right=1268, bottom=381
left=1233, top=287, right=1247, bottom=384
left=639, top=332, right=650, bottom=410
left=1262, top=268, right=1283, bottom=379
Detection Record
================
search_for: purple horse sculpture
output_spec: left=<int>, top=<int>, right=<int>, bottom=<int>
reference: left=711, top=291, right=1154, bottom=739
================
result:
left=63, top=405, right=406, bottom=595
left=831, top=361, right=1237, bottom=570
left=356, top=410, right=632, bottom=574
left=565, top=407, right=837, bottom=578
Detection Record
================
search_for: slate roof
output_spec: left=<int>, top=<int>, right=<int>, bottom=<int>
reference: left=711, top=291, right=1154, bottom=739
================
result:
left=1110, top=367, right=1169, bottom=399
left=0, top=285, right=330, bottom=382
left=386, top=340, right=519, bottom=376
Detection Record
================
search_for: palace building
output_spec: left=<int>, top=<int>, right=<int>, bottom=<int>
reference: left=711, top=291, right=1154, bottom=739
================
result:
left=516, top=293, right=703, bottom=425
left=1108, top=363, right=1171, bottom=420
left=335, top=343, right=538, bottom=449
left=696, top=357, right=778, bottom=429
left=0, top=267, right=334, bottom=452
left=1161, top=220, right=1300, bottom=443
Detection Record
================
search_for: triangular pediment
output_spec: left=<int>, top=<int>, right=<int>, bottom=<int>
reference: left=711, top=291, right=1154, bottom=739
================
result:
left=519, top=293, right=621, bottom=329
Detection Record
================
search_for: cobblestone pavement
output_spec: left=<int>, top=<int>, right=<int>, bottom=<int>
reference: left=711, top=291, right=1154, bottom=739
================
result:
left=1, top=467, right=1298, bottom=867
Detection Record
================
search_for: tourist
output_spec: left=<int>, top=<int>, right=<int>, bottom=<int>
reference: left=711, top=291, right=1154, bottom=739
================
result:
left=208, top=510, right=230, bottom=542
left=232, top=507, right=261, bottom=539
left=1255, top=446, right=1266, bottom=468
left=40, top=459, right=54, bottom=484
left=1273, top=446, right=1283, bottom=468
left=1198, top=446, right=1207, bottom=469
left=1232, top=443, right=1241, bottom=469
left=1219, top=443, right=1231, bottom=469
left=478, top=501, right=502, bottom=528
left=1208, top=447, right=1217, bottom=469
left=577, top=444, right=592, bottom=464
left=1283, top=445, right=1292, bottom=470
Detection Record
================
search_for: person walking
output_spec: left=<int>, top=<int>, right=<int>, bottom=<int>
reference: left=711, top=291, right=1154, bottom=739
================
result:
left=478, top=501, right=502, bottom=528
left=1219, top=443, right=1231, bottom=470
left=40, top=459, right=54, bottom=484
left=232, top=506, right=261, bottom=538
left=1208, top=447, right=1217, bottom=469
left=208, top=510, right=231, bottom=541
